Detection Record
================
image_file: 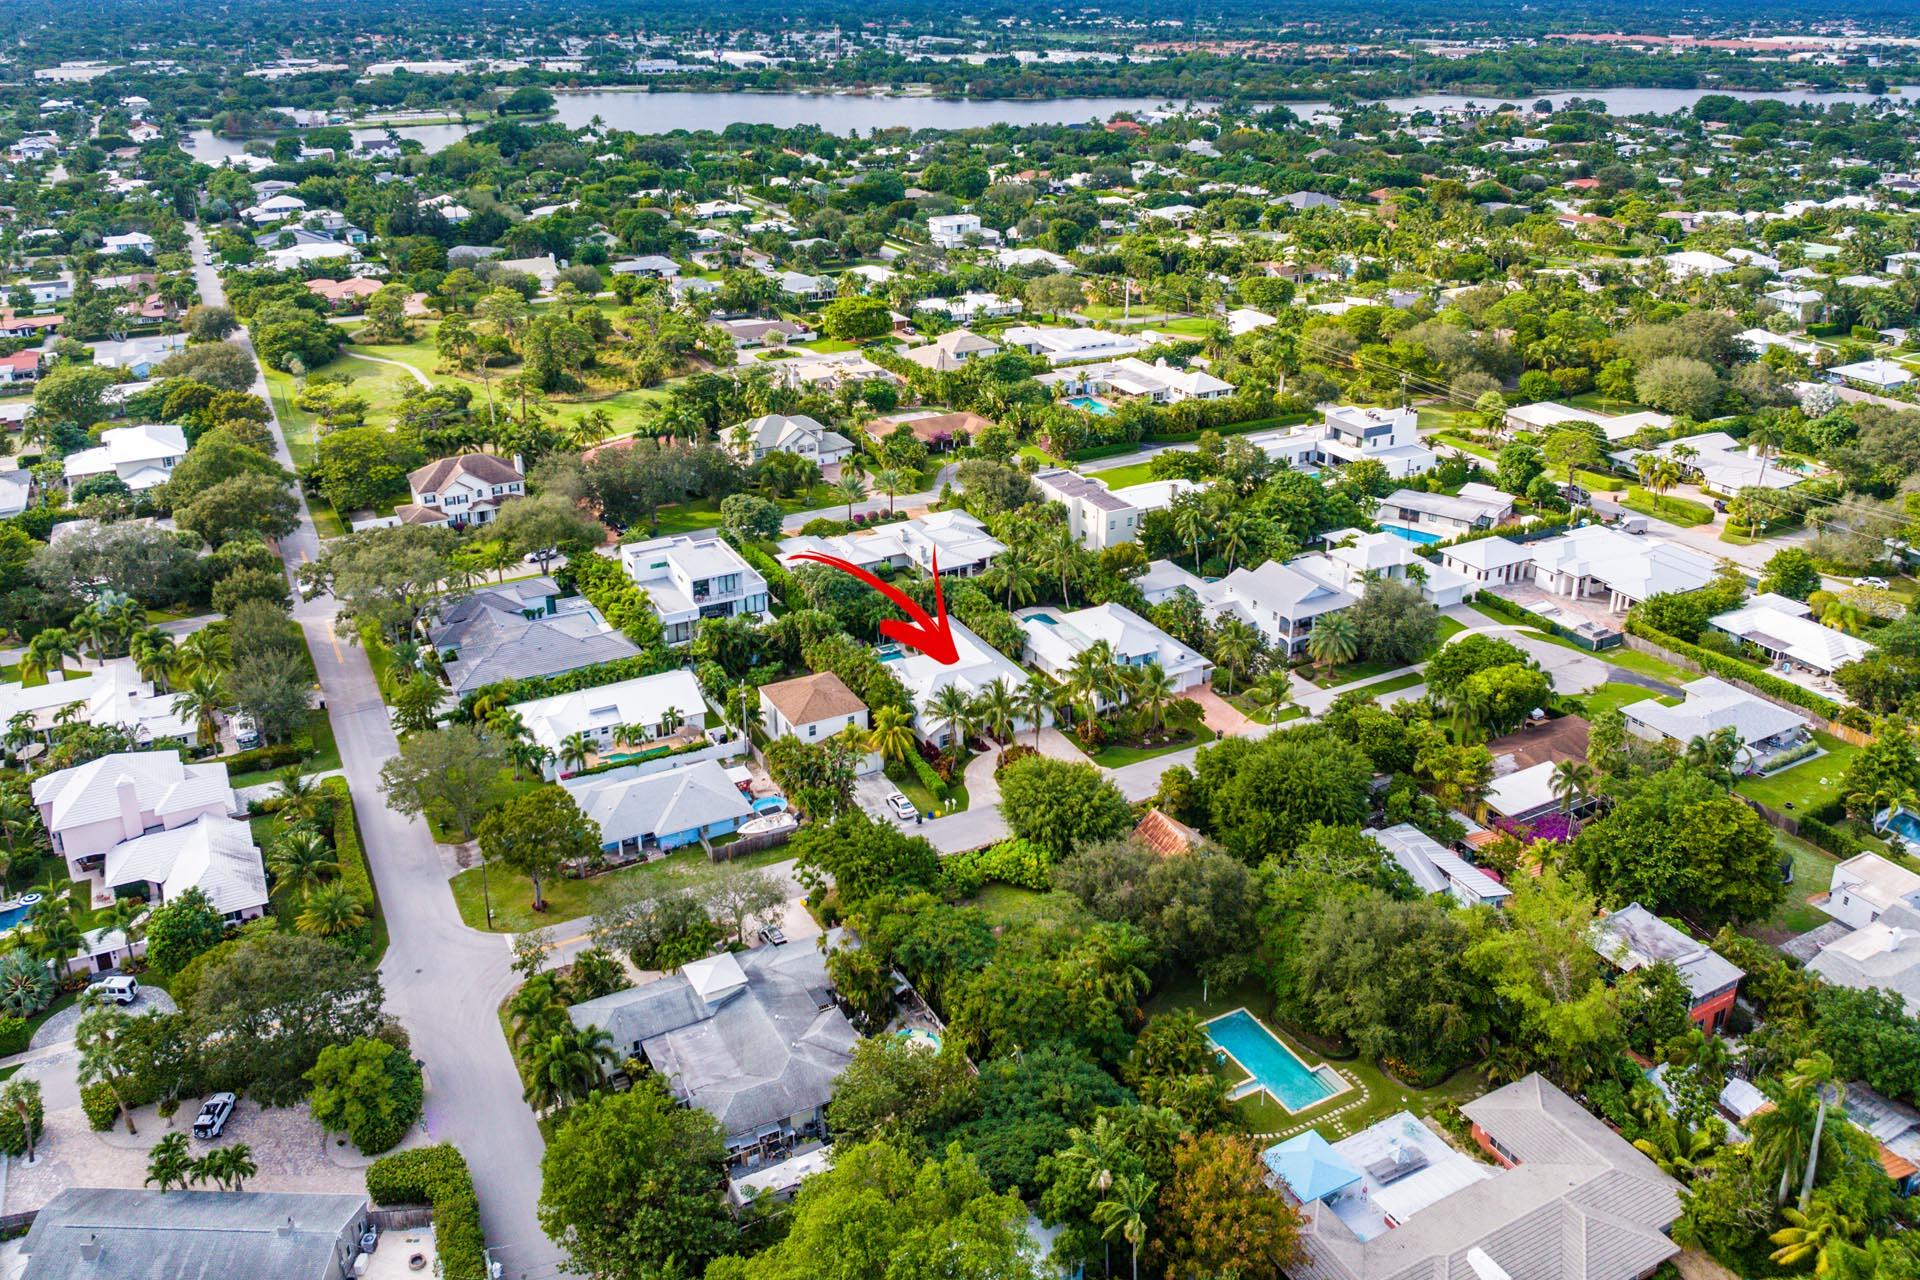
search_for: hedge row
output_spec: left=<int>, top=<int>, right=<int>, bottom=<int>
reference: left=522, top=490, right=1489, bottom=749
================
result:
left=1798, top=815, right=1869, bottom=859
left=1142, top=410, right=1315, bottom=444
left=0, top=1085, right=43, bottom=1157
left=316, top=778, right=381, bottom=955
left=1063, top=441, right=1141, bottom=463
left=367, top=1145, right=485, bottom=1280
left=723, top=531, right=792, bottom=606
left=905, top=751, right=948, bottom=804
left=457, top=653, right=674, bottom=719
left=1623, top=617, right=1854, bottom=726
left=0, top=1015, right=28, bottom=1057
left=941, top=837, right=1054, bottom=896
left=215, top=741, right=307, bottom=775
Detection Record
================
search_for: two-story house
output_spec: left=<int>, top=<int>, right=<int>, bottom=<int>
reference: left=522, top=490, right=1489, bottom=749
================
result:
left=759, top=672, right=880, bottom=775
left=31, top=752, right=236, bottom=882
left=1313, top=404, right=1438, bottom=478
left=393, top=453, right=525, bottom=528
left=1032, top=468, right=1203, bottom=552
left=61, top=423, right=186, bottom=492
left=1019, top=602, right=1212, bottom=698
left=621, top=532, right=772, bottom=645
left=928, top=212, right=988, bottom=248
left=732, top=413, right=855, bottom=468
left=1592, top=903, right=1745, bottom=1035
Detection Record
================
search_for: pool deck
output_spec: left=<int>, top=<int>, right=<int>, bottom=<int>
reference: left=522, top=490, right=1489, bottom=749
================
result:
left=1202, top=1007, right=1353, bottom=1116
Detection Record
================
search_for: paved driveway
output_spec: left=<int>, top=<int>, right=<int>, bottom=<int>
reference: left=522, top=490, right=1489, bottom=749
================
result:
left=1439, top=622, right=1609, bottom=695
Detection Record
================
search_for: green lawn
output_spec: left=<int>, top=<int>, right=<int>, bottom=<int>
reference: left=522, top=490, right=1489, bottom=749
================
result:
left=1565, top=392, right=1651, bottom=415
left=1091, top=723, right=1214, bottom=768
left=449, top=841, right=796, bottom=933
left=1622, top=487, right=1715, bottom=527
left=1517, top=629, right=1693, bottom=688
left=1569, top=682, right=1675, bottom=721
left=1435, top=433, right=1497, bottom=461
left=885, top=757, right=971, bottom=817
left=649, top=483, right=841, bottom=536
left=1306, top=655, right=1412, bottom=690
left=1085, top=460, right=1158, bottom=490
left=1359, top=671, right=1427, bottom=698
left=969, top=884, right=1081, bottom=932
left=1751, top=831, right=1844, bottom=940
left=225, top=710, right=341, bottom=789
left=1735, top=732, right=1864, bottom=817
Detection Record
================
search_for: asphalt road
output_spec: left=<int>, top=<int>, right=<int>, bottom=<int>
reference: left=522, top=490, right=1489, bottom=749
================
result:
left=189, top=225, right=562, bottom=1278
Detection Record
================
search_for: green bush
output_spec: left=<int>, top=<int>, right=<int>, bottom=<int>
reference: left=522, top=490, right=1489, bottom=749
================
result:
left=457, top=654, right=673, bottom=720
left=367, top=1144, right=485, bottom=1280
left=1797, top=816, right=1864, bottom=859
left=80, top=1081, right=119, bottom=1132
left=561, top=553, right=669, bottom=654
left=943, top=837, right=1054, bottom=896
left=907, top=751, right=949, bottom=802
left=217, top=742, right=306, bottom=774
left=315, top=778, right=379, bottom=954
left=0, top=1015, right=29, bottom=1056
left=0, top=1086, right=43, bottom=1156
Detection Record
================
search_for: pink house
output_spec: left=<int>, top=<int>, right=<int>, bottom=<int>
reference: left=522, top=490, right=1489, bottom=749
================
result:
left=31, top=752, right=236, bottom=883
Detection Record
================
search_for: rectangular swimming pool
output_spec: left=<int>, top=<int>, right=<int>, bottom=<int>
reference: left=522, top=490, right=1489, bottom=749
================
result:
left=1203, top=1008, right=1340, bottom=1112
left=1380, top=523, right=1443, bottom=545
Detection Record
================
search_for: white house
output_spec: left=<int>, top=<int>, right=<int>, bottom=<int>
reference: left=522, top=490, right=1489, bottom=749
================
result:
left=99, top=232, right=155, bottom=256
left=1612, top=431, right=1808, bottom=493
left=1368, top=823, right=1510, bottom=908
left=901, top=329, right=1002, bottom=372
left=1439, top=535, right=1535, bottom=588
left=1622, top=676, right=1813, bottom=771
left=1524, top=526, right=1717, bottom=612
left=1031, top=469, right=1201, bottom=552
left=31, top=752, right=235, bottom=884
left=892, top=617, right=1040, bottom=748
left=1309, top=531, right=1475, bottom=609
left=894, top=509, right=1005, bottom=577
left=562, top=758, right=756, bottom=856
left=1375, top=486, right=1509, bottom=537
left=1503, top=400, right=1673, bottom=444
left=1662, top=250, right=1735, bottom=278
left=102, top=813, right=268, bottom=923
left=1709, top=594, right=1872, bottom=676
left=758, top=671, right=880, bottom=775
left=393, top=453, right=525, bottom=527
left=1830, top=358, right=1915, bottom=391
left=62, top=423, right=186, bottom=491
left=1825, top=853, right=1920, bottom=933
left=929, top=213, right=995, bottom=248
left=509, top=668, right=710, bottom=779
left=240, top=193, right=307, bottom=224
left=1001, top=325, right=1151, bottom=366
left=621, top=533, right=772, bottom=645
left=731, top=413, right=854, bottom=467
left=1040, top=357, right=1234, bottom=404
left=1205, top=559, right=1356, bottom=657
left=1019, top=603, right=1212, bottom=696
left=0, top=659, right=194, bottom=746
left=913, top=292, right=1022, bottom=324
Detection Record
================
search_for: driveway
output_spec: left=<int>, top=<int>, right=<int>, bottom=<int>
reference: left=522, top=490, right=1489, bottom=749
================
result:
left=1437, top=618, right=1610, bottom=695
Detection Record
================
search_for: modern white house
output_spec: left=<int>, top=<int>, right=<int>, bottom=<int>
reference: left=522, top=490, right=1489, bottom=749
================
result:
left=1824, top=853, right=1920, bottom=932
left=1018, top=603, right=1212, bottom=697
left=1198, top=559, right=1357, bottom=657
left=1031, top=469, right=1202, bottom=551
left=1662, top=249, right=1735, bottom=278
left=1524, top=526, right=1718, bottom=612
left=1314, top=404, right=1437, bottom=478
left=913, top=292, right=1022, bottom=323
left=621, top=533, right=773, bottom=645
left=1306, top=531, right=1475, bottom=608
left=394, top=453, right=525, bottom=527
left=1375, top=485, right=1511, bottom=537
left=31, top=752, right=236, bottom=886
left=1000, top=325, right=1152, bottom=365
left=1039, top=357, right=1234, bottom=404
left=759, top=671, right=879, bottom=775
left=1829, top=358, right=1914, bottom=390
left=731, top=413, right=855, bottom=467
left=1503, top=401, right=1674, bottom=443
left=1622, top=676, right=1813, bottom=772
left=562, top=758, right=756, bottom=856
left=61, top=423, right=186, bottom=491
left=894, top=509, right=1005, bottom=577
left=1709, top=594, right=1872, bottom=676
left=891, top=617, right=1041, bottom=748
left=100, top=231, right=155, bottom=256
left=928, top=213, right=997, bottom=248
left=1439, top=535, right=1537, bottom=588
left=508, top=668, right=711, bottom=779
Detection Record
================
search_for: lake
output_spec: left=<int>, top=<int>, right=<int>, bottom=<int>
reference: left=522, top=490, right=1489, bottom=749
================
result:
left=181, top=82, right=1920, bottom=162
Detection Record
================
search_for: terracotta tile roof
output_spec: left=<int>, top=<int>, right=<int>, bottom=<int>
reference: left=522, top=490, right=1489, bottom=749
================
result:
left=1879, top=1145, right=1918, bottom=1181
left=1134, top=808, right=1204, bottom=856
left=866, top=411, right=991, bottom=444
left=761, top=672, right=867, bottom=727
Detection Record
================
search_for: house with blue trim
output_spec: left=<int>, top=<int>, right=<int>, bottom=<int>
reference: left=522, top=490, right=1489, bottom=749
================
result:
left=562, top=758, right=754, bottom=857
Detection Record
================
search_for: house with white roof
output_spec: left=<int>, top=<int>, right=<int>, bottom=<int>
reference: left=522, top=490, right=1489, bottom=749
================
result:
left=691, top=199, right=751, bottom=220
left=1315, top=405, right=1437, bottom=478
left=928, top=213, right=997, bottom=248
left=1663, top=249, right=1735, bottom=278
left=731, top=413, right=854, bottom=467
left=996, top=247, right=1073, bottom=272
left=1523, top=526, right=1717, bottom=613
left=901, top=328, right=1003, bottom=372
left=100, top=232, right=155, bottom=256
left=621, top=533, right=772, bottom=646
left=1709, top=593, right=1872, bottom=676
left=894, top=509, right=1004, bottom=577
left=1830, top=358, right=1914, bottom=390
left=892, top=617, right=1042, bottom=748
left=1031, top=469, right=1202, bottom=552
left=1226, top=308, right=1276, bottom=336
left=102, top=813, right=268, bottom=923
left=31, top=752, right=236, bottom=884
left=1202, top=559, right=1357, bottom=657
left=562, top=757, right=755, bottom=855
left=240, top=193, right=307, bottom=224
left=1019, top=603, right=1212, bottom=696
left=1308, top=531, right=1475, bottom=609
left=1807, top=902, right=1920, bottom=1016
left=1376, top=486, right=1510, bottom=538
left=1503, top=400, right=1673, bottom=443
left=1000, top=325, right=1151, bottom=366
left=0, top=659, right=193, bottom=746
left=777, top=524, right=914, bottom=575
left=508, top=668, right=710, bottom=779
left=1825, top=853, right=1920, bottom=932
left=1622, top=676, right=1812, bottom=772
left=1611, top=432, right=1809, bottom=493
left=1761, top=289, right=1824, bottom=325
left=62, top=423, right=186, bottom=491
left=1368, top=823, right=1510, bottom=908
left=913, top=292, right=1021, bottom=324
left=1039, top=356, right=1233, bottom=404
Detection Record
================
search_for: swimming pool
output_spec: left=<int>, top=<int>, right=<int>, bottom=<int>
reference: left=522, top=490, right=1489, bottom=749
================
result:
left=1887, top=809, right=1920, bottom=846
left=1380, top=524, right=1443, bottom=545
left=0, top=893, right=43, bottom=933
left=752, top=795, right=787, bottom=814
left=1203, top=1008, right=1341, bottom=1112
left=1066, top=396, right=1113, bottom=417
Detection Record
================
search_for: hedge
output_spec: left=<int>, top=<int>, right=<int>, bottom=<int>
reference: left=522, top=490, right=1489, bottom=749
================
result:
left=1142, top=410, right=1315, bottom=444
left=80, top=1081, right=119, bottom=1132
left=1624, top=617, right=1855, bottom=725
left=317, top=777, right=382, bottom=957
left=215, top=742, right=306, bottom=775
left=560, top=552, right=669, bottom=653
left=0, top=1016, right=28, bottom=1057
left=941, top=837, right=1054, bottom=896
left=1798, top=815, right=1869, bottom=859
left=366, top=1144, right=486, bottom=1280
left=457, top=653, right=675, bottom=720
left=906, top=751, right=949, bottom=803
left=0, top=1085, right=43, bottom=1157
left=1471, top=590, right=1616, bottom=651
left=1063, top=441, right=1141, bottom=463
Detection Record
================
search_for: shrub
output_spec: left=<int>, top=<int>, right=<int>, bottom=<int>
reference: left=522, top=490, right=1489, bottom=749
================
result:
left=0, top=949, right=55, bottom=1017
left=217, top=742, right=306, bottom=774
left=993, top=743, right=1038, bottom=777
left=950, top=837, right=1054, bottom=892
left=456, top=654, right=673, bottom=720
left=0, top=1082, right=43, bottom=1157
left=367, top=1145, right=485, bottom=1280
left=0, top=1015, right=29, bottom=1056
left=308, top=1037, right=422, bottom=1155
left=317, top=778, right=379, bottom=953
left=80, top=1081, right=119, bottom=1132
left=906, top=750, right=949, bottom=802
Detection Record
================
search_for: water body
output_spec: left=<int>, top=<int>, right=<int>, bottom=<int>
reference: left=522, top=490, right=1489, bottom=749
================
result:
left=182, top=83, right=1920, bottom=162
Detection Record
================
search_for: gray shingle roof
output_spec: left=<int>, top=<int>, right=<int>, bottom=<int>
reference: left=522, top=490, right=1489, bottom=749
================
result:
left=431, top=591, right=641, bottom=696
left=21, top=1187, right=366, bottom=1280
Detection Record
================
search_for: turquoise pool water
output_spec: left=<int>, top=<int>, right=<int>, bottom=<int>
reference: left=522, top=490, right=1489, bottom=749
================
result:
left=1888, top=810, right=1920, bottom=845
left=1204, top=1009, right=1338, bottom=1111
left=1380, top=523, right=1443, bottom=545
left=1067, top=396, right=1112, bottom=416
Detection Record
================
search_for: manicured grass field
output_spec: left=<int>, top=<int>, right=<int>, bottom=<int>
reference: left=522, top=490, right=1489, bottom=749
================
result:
left=1622, top=486, right=1714, bottom=527
left=1434, top=433, right=1497, bottom=460
left=1084, top=460, right=1158, bottom=490
left=1753, top=831, right=1844, bottom=940
left=1734, top=731, right=1863, bottom=817
left=1569, top=682, right=1673, bottom=721
left=449, top=840, right=795, bottom=933
left=225, top=710, right=342, bottom=789
left=1091, top=723, right=1215, bottom=768
left=968, top=884, right=1083, bottom=933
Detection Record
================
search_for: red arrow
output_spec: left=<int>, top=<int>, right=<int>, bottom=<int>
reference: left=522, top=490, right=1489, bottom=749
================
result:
left=786, top=548, right=961, bottom=665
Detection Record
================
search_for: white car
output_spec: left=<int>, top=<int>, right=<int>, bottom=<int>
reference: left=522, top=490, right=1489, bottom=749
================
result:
left=192, top=1093, right=236, bottom=1140
left=886, top=792, right=918, bottom=822
left=231, top=714, right=259, bottom=748
left=1861, top=576, right=1890, bottom=590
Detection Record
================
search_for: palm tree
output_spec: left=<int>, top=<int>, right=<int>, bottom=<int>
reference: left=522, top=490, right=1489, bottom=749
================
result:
left=192, top=1143, right=258, bottom=1192
left=506, top=982, right=571, bottom=1052
left=1789, top=1054, right=1843, bottom=1211
left=129, top=628, right=176, bottom=690
left=1768, top=1202, right=1862, bottom=1274
left=1092, top=1171, right=1156, bottom=1280
left=98, top=896, right=146, bottom=967
left=1245, top=668, right=1294, bottom=717
left=75, top=1006, right=138, bottom=1134
left=1219, top=512, right=1252, bottom=572
left=1173, top=503, right=1208, bottom=570
left=659, top=705, right=685, bottom=736
left=1016, top=678, right=1053, bottom=749
left=32, top=910, right=83, bottom=969
left=558, top=730, right=595, bottom=775
left=273, top=768, right=321, bottom=828
left=865, top=704, right=919, bottom=766
left=297, top=883, right=367, bottom=938
left=1035, top=528, right=1082, bottom=606
left=2, top=1079, right=41, bottom=1164
left=521, top=1024, right=618, bottom=1114
left=833, top=471, right=867, bottom=521
left=1550, top=759, right=1594, bottom=831
left=928, top=685, right=974, bottom=756
left=269, top=829, right=338, bottom=899
left=873, top=467, right=908, bottom=516
left=21, top=628, right=78, bottom=685
left=1307, top=612, right=1360, bottom=673
left=171, top=671, right=227, bottom=750
left=984, top=554, right=1040, bottom=610
left=145, top=1132, right=195, bottom=1192
left=1210, top=617, right=1260, bottom=694
left=1129, top=663, right=1177, bottom=737
left=172, top=628, right=231, bottom=685
left=973, top=679, right=1018, bottom=748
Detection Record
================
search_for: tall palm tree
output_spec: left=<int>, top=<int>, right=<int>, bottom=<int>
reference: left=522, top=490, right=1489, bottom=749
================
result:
left=972, top=679, right=1018, bottom=748
left=172, top=628, right=232, bottom=685
left=1219, top=512, right=1252, bottom=573
left=833, top=471, right=867, bottom=522
left=171, top=671, right=227, bottom=750
left=297, top=883, right=367, bottom=938
left=984, top=553, right=1040, bottom=610
left=98, top=896, right=146, bottom=967
left=1210, top=617, right=1260, bottom=693
left=1307, top=612, right=1359, bottom=672
left=32, top=910, right=83, bottom=969
left=928, top=685, right=974, bottom=756
left=1129, top=663, right=1177, bottom=737
left=1173, top=503, right=1208, bottom=570
left=1789, top=1054, right=1843, bottom=1211
left=558, top=730, right=595, bottom=775
left=74, top=1006, right=138, bottom=1134
left=21, top=628, right=78, bottom=685
left=873, top=467, right=908, bottom=516
left=506, top=982, right=571, bottom=1052
left=145, top=1132, right=194, bottom=1192
left=1035, top=528, right=1082, bottom=606
left=129, top=628, right=176, bottom=690
left=192, top=1143, right=258, bottom=1192
left=521, top=1024, right=618, bottom=1114
left=1092, top=1172, right=1156, bottom=1280
left=1550, top=759, right=1594, bottom=831
left=865, top=704, right=919, bottom=765
left=270, top=829, right=339, bottom=900
left=1016, top=678, right=1053, bottom=749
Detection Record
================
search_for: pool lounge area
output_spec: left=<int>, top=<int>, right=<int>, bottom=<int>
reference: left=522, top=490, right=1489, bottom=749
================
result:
left=1203, top=1008, right=1348, bottom=1113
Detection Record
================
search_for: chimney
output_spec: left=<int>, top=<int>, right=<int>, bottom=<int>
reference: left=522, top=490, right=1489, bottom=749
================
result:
left=79, top=1235, right=100, bottom=1262
left=278, top=1216, right=295, bottom=1238
left=115, top=775, right=143, bottom=841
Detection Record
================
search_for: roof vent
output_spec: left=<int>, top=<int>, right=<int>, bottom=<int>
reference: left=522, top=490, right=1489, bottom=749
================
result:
left=279, top=1216, right=296, bottom=1237
left=79, top=1235, right=100, bottom=1263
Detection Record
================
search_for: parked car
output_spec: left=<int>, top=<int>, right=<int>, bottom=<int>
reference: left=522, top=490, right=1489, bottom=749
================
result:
left=523, top=548, right=556, bottom=564
left=886, top=792, right=917, bottom=822
left=192, top=1093, right=236, bottom=1140
left=88, top=975, right=138, bottom=1005
left=231, top=714, right=259, bottom=748
left=759, top=924, right=788, bottom=946
left=1862, top=576, right=1890, bottom=589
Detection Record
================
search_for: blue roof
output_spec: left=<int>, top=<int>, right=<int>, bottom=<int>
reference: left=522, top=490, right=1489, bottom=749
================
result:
left=1262, top=1130, right=1363, bottom=1203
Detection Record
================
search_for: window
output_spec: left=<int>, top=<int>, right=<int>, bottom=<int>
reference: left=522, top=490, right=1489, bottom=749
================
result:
left=807, top=725, right=817, bottom=737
